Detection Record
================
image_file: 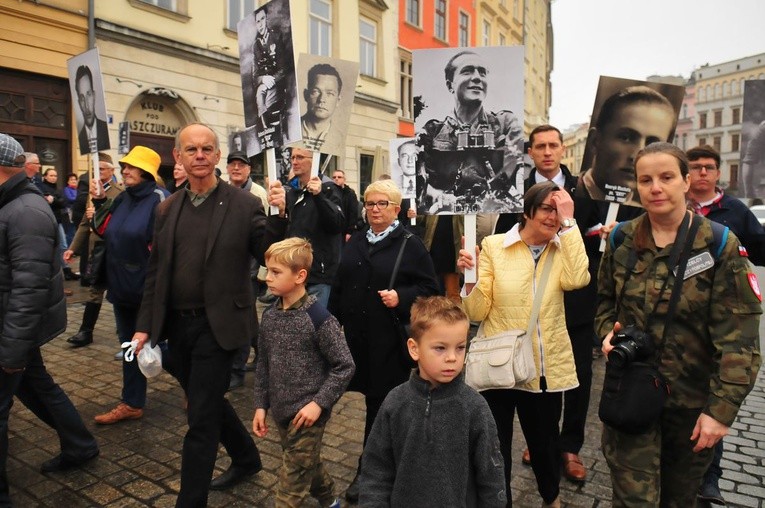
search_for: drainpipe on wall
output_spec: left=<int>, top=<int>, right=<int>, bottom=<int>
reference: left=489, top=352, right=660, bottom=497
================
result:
left=88, top=0, right=95, bottom=49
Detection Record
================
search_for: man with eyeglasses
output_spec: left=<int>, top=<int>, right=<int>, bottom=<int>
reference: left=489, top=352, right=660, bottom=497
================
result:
left=74, top=65, right=109, bottom=155
left=22, top=151, right=43, bottom=191
left=331, top=169, right=360, bottom=241
left=268, top=147, right=344, bottom=307
left=687, top=144, right=765, bottom=506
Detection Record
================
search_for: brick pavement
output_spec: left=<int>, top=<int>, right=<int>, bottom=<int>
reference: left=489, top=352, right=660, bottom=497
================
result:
left=4, top=281, right=764, bottom=507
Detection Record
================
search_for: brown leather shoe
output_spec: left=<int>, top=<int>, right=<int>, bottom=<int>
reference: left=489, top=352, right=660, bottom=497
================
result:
left=521, top=448, right=531, bottom=465
left=94, top=403, right=143, bottom=425
left=562, top=452, right=586, bottom=482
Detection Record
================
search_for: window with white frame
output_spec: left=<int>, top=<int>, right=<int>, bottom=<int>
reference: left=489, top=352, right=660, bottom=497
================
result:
left=360, top=17, right=377, bottom=77
left=310, top=0, right=332, bottom=56
left=227, top=0, right=255, bottom=31
left=141, top=0, right=176, bottom=10
left=482, top=20, right=491, bottom=46
left=434, top=0, right=447, bottom=41
left=400, top=54, right=413, bottom=120
left=406, top=0, right=420, bottom=26
left=458, top=12, right=469, bottom=47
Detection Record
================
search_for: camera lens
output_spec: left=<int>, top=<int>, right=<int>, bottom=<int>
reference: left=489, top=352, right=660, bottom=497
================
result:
left=608, top=348, right=628, bottom=369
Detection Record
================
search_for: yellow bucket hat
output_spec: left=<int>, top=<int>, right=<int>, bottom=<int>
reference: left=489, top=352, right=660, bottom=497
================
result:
left=119, top=146, right=161, bottom=181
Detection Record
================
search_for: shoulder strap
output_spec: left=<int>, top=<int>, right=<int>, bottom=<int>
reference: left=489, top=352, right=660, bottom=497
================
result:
left=305, top=300, right=331, bottom=332
left=526, top=247, right=556, bottom=340
left=154, top=188, right=166, bottom=203
left=387, top=231, right=413, bottom=290
left=609, top=221, right=627, bottom=252
left=708, top=220, right=729, bottom=261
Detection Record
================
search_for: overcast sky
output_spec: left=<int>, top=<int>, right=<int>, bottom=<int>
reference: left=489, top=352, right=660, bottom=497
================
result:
left=549, top=0, right=765, bottom=130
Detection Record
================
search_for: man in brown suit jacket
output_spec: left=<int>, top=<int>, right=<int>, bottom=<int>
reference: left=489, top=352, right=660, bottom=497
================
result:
left=133, top=123, right=286, bottom=506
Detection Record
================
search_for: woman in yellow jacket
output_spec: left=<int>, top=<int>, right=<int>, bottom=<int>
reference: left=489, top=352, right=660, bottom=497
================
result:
left=458, top=181, right=590, bottom=508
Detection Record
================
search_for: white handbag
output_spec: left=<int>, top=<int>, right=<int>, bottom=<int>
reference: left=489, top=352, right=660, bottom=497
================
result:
left=465, top=247, right=554, bottom=392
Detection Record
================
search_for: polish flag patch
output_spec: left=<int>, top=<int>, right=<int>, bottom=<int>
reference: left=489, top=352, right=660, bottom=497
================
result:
left=739, top=245, right=749, bottom=257
left=748, top=273, right=762, bottom=302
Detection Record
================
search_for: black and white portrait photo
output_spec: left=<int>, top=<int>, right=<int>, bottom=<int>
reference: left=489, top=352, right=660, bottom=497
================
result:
left=575, top=76, right=684, bottom=207
left=237, top=0, right=301, bottom=155
left=390, top=138, right=418, bottom=198
left=414, top=46, right=525, bottom=215
left=739, top=80, right=765, bottom=199
left=67, top=48, right=110, bottom=155
left=228, top=129, right=245, bottom=153
left=296, top=54, right=359, bottom=156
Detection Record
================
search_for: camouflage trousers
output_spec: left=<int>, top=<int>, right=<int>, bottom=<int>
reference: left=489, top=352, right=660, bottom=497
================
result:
left=275, top=421, right=335, bottom=508
left=602, top=407, right=714, bottom=508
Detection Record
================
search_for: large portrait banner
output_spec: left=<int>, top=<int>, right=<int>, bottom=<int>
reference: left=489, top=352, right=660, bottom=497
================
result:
left=67, top=48, right=111, bottom=155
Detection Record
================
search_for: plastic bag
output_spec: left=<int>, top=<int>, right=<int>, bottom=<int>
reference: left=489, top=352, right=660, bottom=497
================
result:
left=121, top=340, right=163, bottom=378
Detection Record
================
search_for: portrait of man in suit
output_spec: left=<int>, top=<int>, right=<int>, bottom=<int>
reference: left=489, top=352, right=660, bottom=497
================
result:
left=74, top=65, right=110, bottom=155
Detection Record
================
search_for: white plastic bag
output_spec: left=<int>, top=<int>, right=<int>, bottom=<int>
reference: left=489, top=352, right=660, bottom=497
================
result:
left=121, top=340, right=163, bottom=378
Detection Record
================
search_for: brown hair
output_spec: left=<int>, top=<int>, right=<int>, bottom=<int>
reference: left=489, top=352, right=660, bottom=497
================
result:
left=529, top=124, right=562, bottom=146
left=686, top=144, right=720, bottom=168
left=265, top=237, right=313, bottom=274
left=519, top=181, right=559, bottom=229
left=409, top=296, right=468, bottom=342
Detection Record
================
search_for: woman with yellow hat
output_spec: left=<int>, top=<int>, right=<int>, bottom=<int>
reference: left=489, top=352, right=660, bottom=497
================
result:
left=90, top=145, right=169, bottom=425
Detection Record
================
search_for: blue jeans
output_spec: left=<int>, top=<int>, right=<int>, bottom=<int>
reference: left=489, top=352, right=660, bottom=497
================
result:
left=113, top=304, right=146, bottom=408
left=307, top=283, right=331, bottom=308
left=1, top=347, right=98, bottom=506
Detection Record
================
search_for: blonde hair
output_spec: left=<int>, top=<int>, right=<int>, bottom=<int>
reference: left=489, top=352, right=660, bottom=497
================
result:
left=409, top=296, right=468, bottom=342
left=364, top=179, right=402, bottom=205
left=265, top=237, right=313, bottom=273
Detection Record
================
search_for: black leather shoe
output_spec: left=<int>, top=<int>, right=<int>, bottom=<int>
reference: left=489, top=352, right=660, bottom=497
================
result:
left=345, top=471, right=361, bottom=503
left=209, top=463, right=261, bottom=490
left=41, top=450, right=99, bottom=473
left=698, top=481, right=726, bottom=505
left=63, top=269, right=81, bottom=281
left=67, top=330, right=93, bottom=348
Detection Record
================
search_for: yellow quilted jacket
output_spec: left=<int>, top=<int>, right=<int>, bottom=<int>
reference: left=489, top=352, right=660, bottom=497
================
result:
left=462, top=225, right=591, bottom=392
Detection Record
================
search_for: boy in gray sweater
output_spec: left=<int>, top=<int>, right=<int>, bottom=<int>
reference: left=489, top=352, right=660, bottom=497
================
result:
left=359, top=296, right=506, bottom=507
left=253, top=238, right=354, bottom=508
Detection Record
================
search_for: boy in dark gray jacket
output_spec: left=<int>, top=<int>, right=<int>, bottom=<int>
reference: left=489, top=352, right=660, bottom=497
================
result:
left=359, top=296, right=506, bottom=507
left=253, top=238, right=354, bottom=508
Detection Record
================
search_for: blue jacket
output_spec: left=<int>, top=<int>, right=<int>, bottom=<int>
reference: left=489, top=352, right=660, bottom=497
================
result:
left=98, top=181, right=168, bottom=307
left=703, top=193, right=765, bottom=266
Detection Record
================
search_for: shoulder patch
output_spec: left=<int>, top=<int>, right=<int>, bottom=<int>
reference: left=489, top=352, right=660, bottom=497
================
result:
left=748, top=273, right=762, bottom=302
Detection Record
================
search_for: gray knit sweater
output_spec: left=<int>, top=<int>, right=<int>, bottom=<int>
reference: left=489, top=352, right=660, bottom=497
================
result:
left=253, top=295, right=355, bottom=427
left=359, top=371, right=507, bottom=507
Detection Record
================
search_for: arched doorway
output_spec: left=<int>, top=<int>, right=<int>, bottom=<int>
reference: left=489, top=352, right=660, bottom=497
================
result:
left=124, top=88, right=196, bottom=184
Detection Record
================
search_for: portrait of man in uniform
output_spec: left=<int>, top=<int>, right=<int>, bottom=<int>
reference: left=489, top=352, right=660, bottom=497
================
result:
left=296, top=55, right=359, bottom=156
left=237, top=0, right=301, bottom=155
left=414, top=47, right=525, bottom=215
left=575, top=77, right=683, bottom=207
left=390, top=138, right=418, bottom=199
left=739, top=80, right=765, bottom=199
left=67, top=49, right=111, bottom=155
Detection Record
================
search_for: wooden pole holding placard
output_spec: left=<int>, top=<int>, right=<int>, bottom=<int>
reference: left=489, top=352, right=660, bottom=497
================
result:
left=310, top=150, right=320, bottom=179
left=599, top=202, right=620, bottom=252
left=463, top=213, right=477, bottom=283
left=265, top=148, right=279, bottom=216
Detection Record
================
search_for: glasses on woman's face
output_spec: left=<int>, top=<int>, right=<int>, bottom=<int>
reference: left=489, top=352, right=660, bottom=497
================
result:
left=536, top=203, right=557, bottom=217
left=364, top=200, right=397, bottom=210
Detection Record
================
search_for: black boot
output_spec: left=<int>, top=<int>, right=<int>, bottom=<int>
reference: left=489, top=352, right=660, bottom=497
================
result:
left=345, top=457, right=362, bottom=503
left=63, top=267, right=80, bottom=281
left=67, top=302, right=101, bottom=347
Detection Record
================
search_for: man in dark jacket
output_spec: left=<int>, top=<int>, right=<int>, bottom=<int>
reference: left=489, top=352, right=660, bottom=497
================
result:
left=0, top=134, right=99, bottom=506
left=269, top=147, right=345, bottom=307
left=330, top=169, right=360, bottom=241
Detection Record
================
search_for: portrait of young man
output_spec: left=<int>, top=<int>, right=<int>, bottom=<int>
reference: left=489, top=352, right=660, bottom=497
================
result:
left=575, top=77, right=683, bottom=207
left=296, top=54, right=359, bottom=156
left=67, top=49, right=111, bottom=155
left=413, top=46, right=525, bottom=215
left=390, top=138, right=418, bottom=198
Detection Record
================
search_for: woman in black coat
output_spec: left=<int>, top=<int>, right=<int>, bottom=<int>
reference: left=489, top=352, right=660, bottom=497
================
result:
left=329, top=179, right=439, bottom=502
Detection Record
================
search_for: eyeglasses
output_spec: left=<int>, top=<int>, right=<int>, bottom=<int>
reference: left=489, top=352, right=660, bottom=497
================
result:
left=364, top=200, right=397, bottom=210
left=291, top=154, right=312, bottom=161
left=689, top=164, right=718, bottom=172
left=536, top=203, right=557, bottom=216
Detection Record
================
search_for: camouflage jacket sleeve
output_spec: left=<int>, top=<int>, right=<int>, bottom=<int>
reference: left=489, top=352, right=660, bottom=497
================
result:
left=594, top=230, right=619, bottom=341
left=705, top=231, right=762, bottom=426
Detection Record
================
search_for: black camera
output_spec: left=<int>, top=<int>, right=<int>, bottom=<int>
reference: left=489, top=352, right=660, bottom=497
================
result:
left=608, top=325, right=655, bottom=369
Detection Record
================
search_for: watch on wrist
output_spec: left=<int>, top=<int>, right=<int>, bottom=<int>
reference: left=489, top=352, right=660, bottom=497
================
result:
left=561, top=218, right=576, bottom=228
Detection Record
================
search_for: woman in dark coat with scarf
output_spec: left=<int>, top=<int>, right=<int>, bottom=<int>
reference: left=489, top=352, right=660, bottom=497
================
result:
left=329, top=179, right=439, bottom=502
left=90, top=146, right=169, bottom=425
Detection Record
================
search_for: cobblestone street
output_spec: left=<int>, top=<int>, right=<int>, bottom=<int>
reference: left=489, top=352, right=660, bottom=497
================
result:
left=4, top=280, right=765, bottom=507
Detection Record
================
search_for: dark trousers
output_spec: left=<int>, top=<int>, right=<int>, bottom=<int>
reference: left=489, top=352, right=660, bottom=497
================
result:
left=560, top=323, right=595, bottom=454
left=113, top=304, right=146, bottom=409
left=363, top=395, right=386, bottom=448
left=0, top=347, right=98, bottom=506
left=165, top=313, right=261, bottom=508
left=483, top=386, right=563, bottom=507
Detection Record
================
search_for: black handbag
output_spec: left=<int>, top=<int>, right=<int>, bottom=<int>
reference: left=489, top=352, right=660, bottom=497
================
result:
left=599, top=214, right=701, bottom=434
left=387, top=231, right=415, bottom=367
